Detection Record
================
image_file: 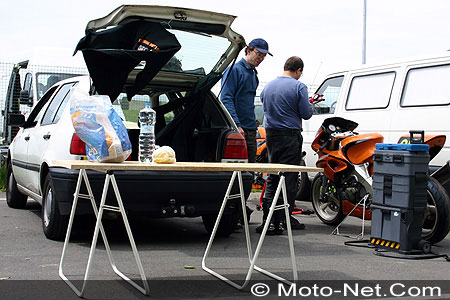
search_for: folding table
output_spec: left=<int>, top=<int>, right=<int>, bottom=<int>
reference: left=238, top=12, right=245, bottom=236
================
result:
left=52, top=160, right=322, bottom=297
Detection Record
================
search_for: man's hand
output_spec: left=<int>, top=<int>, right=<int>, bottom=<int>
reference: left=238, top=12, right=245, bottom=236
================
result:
left=238, top=126, right=245, bottom=136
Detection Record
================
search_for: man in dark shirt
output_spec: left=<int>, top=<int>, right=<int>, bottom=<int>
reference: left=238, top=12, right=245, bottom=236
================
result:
left=221, top=38, right=272, bottom=229
left=220, top=38, right=272, bottom=163
left=257, top=56, right=314, bottom=235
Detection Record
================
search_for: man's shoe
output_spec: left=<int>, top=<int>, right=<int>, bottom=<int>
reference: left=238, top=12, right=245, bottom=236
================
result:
left=275, top=221, right=285, bottom=235
left=256, top=221, right=277, bottom=235
left=286, top=216, right=305, bottom=230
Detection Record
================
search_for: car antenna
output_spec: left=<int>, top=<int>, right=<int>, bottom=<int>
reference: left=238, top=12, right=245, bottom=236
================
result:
left=311, top=61, right=323, bottom=87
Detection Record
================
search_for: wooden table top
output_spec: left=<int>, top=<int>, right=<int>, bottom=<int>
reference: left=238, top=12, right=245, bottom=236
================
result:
left=52, top=160, right=323, bottom=174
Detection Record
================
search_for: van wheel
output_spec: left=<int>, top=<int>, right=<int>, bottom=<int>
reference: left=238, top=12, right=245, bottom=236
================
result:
left=6, top=165, right=28, bottom=209
left=311, top=174, right=344, bottom=226
left=422, top=177, right=450, bottom=244
left=42, top=174, right=68, bottom=241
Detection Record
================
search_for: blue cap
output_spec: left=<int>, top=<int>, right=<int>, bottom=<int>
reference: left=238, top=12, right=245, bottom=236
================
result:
left=145, top=103, right=151, bottom=107
left=248, top=38, right=272, bottom=56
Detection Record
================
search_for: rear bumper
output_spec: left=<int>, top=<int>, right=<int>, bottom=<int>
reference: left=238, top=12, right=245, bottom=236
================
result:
left=49, top=167, right=252, bottom=217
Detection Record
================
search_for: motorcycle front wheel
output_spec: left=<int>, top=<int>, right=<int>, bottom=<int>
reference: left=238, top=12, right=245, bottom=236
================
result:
left=311, top=173, right=345, bottom=226
left=422, top=177, right=450, bottom=244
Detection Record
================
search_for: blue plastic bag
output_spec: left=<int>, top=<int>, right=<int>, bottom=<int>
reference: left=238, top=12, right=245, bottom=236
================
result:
left=70, top=87, right=132, bottom=162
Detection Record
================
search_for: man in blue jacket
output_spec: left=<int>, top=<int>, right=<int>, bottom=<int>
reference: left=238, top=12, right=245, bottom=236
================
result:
left=258, top=56, right=314, bottom=235
left=221, top=38, right=271, bottom=229
left=220, top=38, right=272, bottom=163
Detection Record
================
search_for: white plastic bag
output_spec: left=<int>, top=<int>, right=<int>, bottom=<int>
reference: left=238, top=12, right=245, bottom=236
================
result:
left=153, top=146, right=176, bottom=164
left=70, top=87, right=132, bottom=163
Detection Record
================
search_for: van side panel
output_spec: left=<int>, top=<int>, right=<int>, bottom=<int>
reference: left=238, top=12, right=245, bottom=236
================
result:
left=304, top=53, right=450, bottom=171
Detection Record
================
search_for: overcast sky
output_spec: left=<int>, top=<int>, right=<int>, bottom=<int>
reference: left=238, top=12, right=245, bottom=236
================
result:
left=1, top=0, right=449, bottom=85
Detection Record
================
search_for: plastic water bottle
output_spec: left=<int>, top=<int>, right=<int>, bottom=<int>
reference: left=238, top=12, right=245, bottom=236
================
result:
left=139, top=103, right=156, bottom=163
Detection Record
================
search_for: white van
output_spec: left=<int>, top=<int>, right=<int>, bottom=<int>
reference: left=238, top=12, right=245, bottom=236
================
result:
left=3, top=60, right=87, bottom=143
left=302, top=52, right=450, bottom=175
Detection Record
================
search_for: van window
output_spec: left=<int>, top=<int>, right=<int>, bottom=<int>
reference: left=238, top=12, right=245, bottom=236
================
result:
left=346, top=72, right=395, bottom=110
left=314, top=76, right=344, bottom=114
left=23, top=86, right=58, bottom=128
left=401, top=64, right=450, bottom=107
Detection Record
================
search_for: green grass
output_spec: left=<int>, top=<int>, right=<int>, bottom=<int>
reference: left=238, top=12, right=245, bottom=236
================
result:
left=123, top=110, right=140, bottom=123
left=0, top=161, right=6, bottom=191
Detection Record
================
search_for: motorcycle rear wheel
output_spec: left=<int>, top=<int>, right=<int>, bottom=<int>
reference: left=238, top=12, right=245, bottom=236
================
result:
left=422, top=177, right=450, bottom=244
left=311, top=174, right=345, bottom=226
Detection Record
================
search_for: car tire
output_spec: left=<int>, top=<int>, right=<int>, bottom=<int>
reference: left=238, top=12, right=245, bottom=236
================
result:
left=202, top=211, right=238, bottom=237
left=42, top=173, right=68, bottom=241
left=6, top=165, right=28, bottom=209
left=295, top=159, right=311, bottom=201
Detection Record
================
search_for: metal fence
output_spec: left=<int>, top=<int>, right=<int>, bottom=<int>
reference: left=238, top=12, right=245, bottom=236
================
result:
left=0, top=61, right=88, bottom=139
left=0, top=61, right=318, bottom=143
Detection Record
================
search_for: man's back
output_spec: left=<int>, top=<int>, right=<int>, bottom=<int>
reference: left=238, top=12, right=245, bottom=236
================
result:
left=261, top=76, right=312, bottom=130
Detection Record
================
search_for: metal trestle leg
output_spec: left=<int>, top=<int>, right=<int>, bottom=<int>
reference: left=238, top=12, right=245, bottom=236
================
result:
left=202, top=171, right=298, bottom=290
left=59, top=169, right=150, bottom=297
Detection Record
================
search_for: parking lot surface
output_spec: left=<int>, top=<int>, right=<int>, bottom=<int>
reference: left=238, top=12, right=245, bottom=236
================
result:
left=1, top=193, right=450, bottom=299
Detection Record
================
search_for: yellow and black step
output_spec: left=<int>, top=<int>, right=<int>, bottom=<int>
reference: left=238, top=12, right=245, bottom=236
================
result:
left=370, top=238, right=400, bottom=250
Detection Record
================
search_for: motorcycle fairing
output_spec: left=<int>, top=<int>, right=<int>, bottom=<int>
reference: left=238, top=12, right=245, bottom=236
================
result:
left=317, top=153, right=351, bottom=181
left=342, top=200, right=372, bottom=220
left=341, top=133, right=384, bottom=165
left=398, top=134, right=446, bottom=160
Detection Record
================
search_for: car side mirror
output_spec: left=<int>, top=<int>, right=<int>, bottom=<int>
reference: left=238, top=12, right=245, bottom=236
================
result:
left=20, top=90, right=33, bottom=106
left=8, top=113, right=25, bottom=127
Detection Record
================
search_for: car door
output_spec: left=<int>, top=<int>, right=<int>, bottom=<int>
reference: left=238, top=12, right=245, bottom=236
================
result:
left=26, top=82, right=76, bottom=194
left=12, top=86, right=58, bottom=191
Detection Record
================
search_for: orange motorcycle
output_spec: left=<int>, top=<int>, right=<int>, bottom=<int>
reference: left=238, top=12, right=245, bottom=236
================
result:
left=311, top=117, right=450, bottom=244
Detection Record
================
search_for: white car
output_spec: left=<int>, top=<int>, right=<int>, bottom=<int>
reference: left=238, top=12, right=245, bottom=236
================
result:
left=6, top=5, right=252, bottom=240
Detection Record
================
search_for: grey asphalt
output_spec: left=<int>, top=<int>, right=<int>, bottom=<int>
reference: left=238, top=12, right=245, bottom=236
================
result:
left=1, top=192, right=450, bottom=299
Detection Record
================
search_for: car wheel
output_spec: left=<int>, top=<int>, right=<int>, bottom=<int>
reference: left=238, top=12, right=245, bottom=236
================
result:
left=295, top=159, right=311, bottom=201
left=6, top=165, right=28, bottom=209
left=202, top=211, right=239, bottom=237
left=42, top=173, right=68, bottom=241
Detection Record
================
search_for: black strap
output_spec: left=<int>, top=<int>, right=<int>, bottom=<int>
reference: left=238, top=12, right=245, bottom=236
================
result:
left=216, top=53, right=239, bottom=98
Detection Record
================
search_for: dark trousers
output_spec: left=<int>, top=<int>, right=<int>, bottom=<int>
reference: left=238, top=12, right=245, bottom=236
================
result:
left=263, top=129, right=302, bottom=217
left=243, top=129, right=257, bottom=163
